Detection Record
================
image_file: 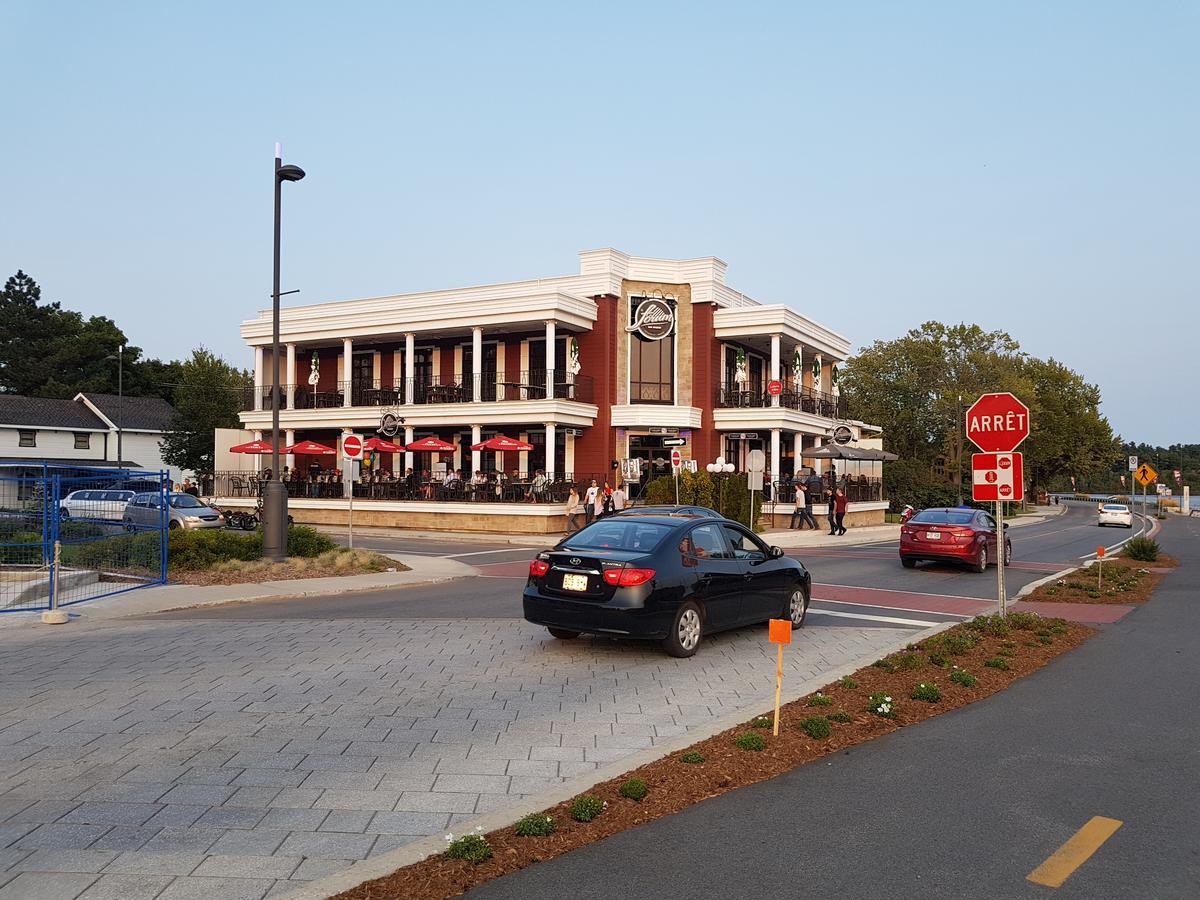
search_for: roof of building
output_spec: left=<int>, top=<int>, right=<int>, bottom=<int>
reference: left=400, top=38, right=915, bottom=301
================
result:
left=0, top=457, right=144, bottom=469
left=79, top=393, right=176, bottom=431
left=0, top=392, right=176, bottom=432
left=0, top=394, right=108, bottom=429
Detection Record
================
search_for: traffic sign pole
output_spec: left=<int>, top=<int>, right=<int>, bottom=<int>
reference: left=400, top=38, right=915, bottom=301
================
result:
left=997, top=499, right=1006, bottom=615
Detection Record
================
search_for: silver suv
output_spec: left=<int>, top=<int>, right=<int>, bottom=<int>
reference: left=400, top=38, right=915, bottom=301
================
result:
left=124, top=492, right=225, bottom=531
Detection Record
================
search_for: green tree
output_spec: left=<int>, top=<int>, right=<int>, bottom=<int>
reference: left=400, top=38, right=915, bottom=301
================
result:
left=159, top=349, right=251, bottom=476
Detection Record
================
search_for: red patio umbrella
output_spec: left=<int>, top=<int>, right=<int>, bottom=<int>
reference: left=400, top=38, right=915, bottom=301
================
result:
left=469, top=435, right=534, bottom=452
left=229, top=439, right=277, bottom=454
left=363, top=437, right=404, bottom=453
left=284, top=440, right=337, bottom=455
left=406, top=436, right=455, bottom=452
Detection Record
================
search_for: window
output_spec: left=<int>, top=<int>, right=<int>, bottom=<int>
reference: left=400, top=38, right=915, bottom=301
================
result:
left=721, top=524, right=768, bottom=560
left=910, top=510, right=974, bottom=526
left=688, top=524, right=728, bottom=559
left=18, top=430, right=35, bottom=447
left=567, top=521, right=672, bottom=551
left=74, top=433, right=90, bottom=450
left=629, top=297, right=675, bottom=404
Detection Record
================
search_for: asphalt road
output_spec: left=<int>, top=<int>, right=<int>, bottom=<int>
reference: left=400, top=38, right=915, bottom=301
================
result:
left=466, top=514, right=1199, bottom=900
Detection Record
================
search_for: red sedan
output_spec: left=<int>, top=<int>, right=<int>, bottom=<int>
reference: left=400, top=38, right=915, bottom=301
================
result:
left=899, top=507, right=1011, bottom=572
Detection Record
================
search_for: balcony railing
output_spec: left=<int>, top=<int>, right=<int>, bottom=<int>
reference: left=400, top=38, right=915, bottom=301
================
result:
left=208, top=471, right=604, bottom=504
left=716, top=381, right=847, bottom=419
left=766, top=475, right=885, bottom=504
left=241, top=372, right=595, bottom=412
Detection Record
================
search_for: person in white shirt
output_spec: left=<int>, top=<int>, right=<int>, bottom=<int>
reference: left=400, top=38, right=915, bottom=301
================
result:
left=611, top=484, right=626, bottom=511
left=584, top=479, right=599, bottom=524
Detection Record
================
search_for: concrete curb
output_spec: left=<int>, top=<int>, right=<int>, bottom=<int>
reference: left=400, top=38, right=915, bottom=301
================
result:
left=281, top=619, right=955, bottom=900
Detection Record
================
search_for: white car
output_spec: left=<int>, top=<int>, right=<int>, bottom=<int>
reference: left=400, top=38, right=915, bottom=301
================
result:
left=60, top=489, right=136, bottom=521
left=1097, top=503, right=1133, bottom=528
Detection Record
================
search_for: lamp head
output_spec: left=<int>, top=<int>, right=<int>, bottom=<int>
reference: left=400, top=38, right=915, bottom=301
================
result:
left=277, top=164, right=306, bottom=183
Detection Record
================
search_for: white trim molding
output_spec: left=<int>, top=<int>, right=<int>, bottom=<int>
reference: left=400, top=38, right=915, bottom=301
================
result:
left=610, top=405, right=703, bottom=429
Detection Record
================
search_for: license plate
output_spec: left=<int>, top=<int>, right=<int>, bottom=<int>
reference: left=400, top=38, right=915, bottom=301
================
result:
left=925, top=531, right=942, bottom=540
left=562, top=573, right=589, bottom=592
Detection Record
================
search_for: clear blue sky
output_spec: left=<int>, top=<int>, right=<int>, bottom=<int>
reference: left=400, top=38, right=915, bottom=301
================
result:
left=2, top=1, right=1195, bottom=445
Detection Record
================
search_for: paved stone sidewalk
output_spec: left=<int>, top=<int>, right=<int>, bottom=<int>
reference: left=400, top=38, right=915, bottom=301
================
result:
left=0, top=614, right=913, bottom=898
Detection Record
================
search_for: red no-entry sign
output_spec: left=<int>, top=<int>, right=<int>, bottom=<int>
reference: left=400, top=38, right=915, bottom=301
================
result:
left=342, top=435, right=363, bottom=461
left=767, top=379, right=783, bottom=397
left=966, top=392, right=1030, bottom=453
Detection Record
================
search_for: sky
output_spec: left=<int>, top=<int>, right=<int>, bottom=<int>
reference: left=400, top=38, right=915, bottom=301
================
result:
left=2, top=1, right=1196, bottom=445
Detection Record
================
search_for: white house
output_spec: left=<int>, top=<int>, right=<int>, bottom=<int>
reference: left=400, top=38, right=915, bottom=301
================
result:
left=0, top=392, right=183, bottom=482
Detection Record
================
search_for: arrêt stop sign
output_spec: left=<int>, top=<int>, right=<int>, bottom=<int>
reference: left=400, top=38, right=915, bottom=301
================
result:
left=966, top=392, right=1030, bottom=453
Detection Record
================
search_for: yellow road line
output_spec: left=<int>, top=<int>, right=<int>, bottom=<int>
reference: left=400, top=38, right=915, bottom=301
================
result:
left=1027, top=816, right=1123, bottom=888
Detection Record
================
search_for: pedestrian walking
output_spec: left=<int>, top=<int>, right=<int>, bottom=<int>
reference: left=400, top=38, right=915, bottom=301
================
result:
left=834, top=488, right=849, bottom=535
left=790, top=483, right=806, bottom=529
left=593, top=481, right=608, bottom=520
left=584, top=479, right=599, bottom=524
left=565, top=486, right=581, bottom=534
left=826, top=489, right=837, bottom=534
left=612, top=483, right=626, bottom=512
left=800, top=484, right=818, bottom=530
left=601, top=481, right=615, bottom=518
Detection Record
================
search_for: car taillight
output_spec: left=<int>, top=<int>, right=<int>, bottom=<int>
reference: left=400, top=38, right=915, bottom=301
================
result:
left=529, top=559, right=550, bottom=577
left=603, top=567, right=655, bottom=587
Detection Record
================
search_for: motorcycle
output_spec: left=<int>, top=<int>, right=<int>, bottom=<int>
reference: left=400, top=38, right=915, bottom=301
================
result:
left=899, top=504, right=916, bottom=524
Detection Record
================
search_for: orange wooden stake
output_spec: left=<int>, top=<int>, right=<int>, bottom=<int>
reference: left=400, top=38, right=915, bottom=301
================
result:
left=768, top=619, right=792, bottom=735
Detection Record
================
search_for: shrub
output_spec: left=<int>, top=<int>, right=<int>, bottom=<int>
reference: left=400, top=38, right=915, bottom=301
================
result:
left=0, top=531, right=45, bottom=565
left=866, top=693, right=896, bottom=719
left=807, top=693, right=832, bottom=707
left=62, top=532, right=161, bottom=572
left=680, top=751, right=705, bottom=764
left=950, top=670, right=977, bottom=687
left=911, top=682, right=941, bottom=703
left=928, top=652, right=949, bottom=668
left=984, top=657, right=1010, bottom=671
left=1125, top=537, right=1159, bottom=562
left=829, top=711, right=853, bottom=723
left=619, top=778, right=648, bottom=802
left=965, top=614, right=1011, bottom=637
left=287, top=525, right=338, bottom=557
left=1037, top=635, right=1053, bottom=645
left=798, top=716, right=831, bottom=739
left=444, top=828, right=491, bottom=864
left=1006, top=612, right=1043, bottom=630
left=570, top=795, right=605, bottom=822
left=997, top=647, right=1016, bottom=657
left=889, top=652, right=926, bottom=671
left=751, top=715, right=773, bottom=729
left=735, top=732, right=766, bottom=751
left=872, top=658, right=896, bottom=674
left=514, top=813, right=556, bottom=837
left=837, top=676, right=858, bottom=689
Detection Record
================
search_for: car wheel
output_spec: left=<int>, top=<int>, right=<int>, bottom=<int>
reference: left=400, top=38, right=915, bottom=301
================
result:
left=786, top=586, right=809, bottom=628
left=975, top=543, right=988, bottom=573
left=168, top=520, right=180, bottom=530
left=547, top=627, right=579, bottom=640
left=59, top=508, right=69, bottom=520
left=901, top=556, right=917, bottom=569
left=663, top=601, right=703, bottom=658
left=1004, top=541, right=1012, bottom=566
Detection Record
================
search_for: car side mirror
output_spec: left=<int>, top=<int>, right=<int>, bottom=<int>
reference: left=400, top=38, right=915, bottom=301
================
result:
left=1002, top=522, right=1009, bottom=530
left=769, top=546, right=785, bottom=559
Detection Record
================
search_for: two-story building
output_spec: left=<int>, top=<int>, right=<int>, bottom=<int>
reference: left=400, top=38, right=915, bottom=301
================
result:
left=226, top=249, right=885, bottom=532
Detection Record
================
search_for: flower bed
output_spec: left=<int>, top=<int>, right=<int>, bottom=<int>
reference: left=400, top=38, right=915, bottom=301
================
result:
left=333, top=613, right=1093, bottom=900
left=1022, top=555, right=1175, bottom=605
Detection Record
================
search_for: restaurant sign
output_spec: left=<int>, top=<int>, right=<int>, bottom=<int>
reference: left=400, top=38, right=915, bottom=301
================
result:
left=379, top=411, right=401, bottom=437
left=626, top=297, right=675, bottom=341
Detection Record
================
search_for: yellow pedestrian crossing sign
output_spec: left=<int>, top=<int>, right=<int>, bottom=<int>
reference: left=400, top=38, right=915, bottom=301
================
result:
left=1134, top=463, right=1157, bottom=486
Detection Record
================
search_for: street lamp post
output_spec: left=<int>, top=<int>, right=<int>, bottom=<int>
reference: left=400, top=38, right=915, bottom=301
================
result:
left=263, top=144, right=305, bottom=563
left=105, top=344, right=125, bottom=467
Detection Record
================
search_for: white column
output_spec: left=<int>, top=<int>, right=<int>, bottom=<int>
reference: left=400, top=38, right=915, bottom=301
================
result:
left=285, top=344, right=296, bottom=409
left=404, top=426, right=414, bottom=473
left=471, top=424, right=482, bottom=475
left=472, top=327, right=483, bottom=403
left=253, top=347, right=264, bottom=411
left=813, top=435, right=824, bottom=476
left=285, top=429, right=295, bottom=471
left=342, top=338, right=353, bottom=407
left=770, top=428, right=781, bottom=490
left=770, top=334, right=781, bottom=408
left=545, top=423, right=556, bottom=479
left=404, top=333, right=415, bottom=404
left=544, top=320, right=556, bottom=398
left=793, top=432, right=804, bottom=476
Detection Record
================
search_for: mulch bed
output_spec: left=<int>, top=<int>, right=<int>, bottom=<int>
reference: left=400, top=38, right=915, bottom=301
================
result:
left=169, top=554, right=404, bottom=587
left=336, top=614, right=1094, bottom=900
left=1021, top=554, right=1176, bottom=606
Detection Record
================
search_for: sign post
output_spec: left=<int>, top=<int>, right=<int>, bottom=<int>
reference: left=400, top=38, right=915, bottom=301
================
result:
left=342, top=435, right=364, bottom=549
left=1096, top=545, right=1105, bottom=591
left=767, top=619, right=792, bottom=735
left=747, top=449, right=766, bottom=530
left=966, top=393, right=1031, bottom=615
left=1133, top=462, right=1157, bottom=529
left=671, top=448, right=682, bottom=505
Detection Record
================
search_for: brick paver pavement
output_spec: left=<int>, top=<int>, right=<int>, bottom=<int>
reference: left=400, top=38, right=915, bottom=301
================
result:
left=0, top=615, right=913, bottom=898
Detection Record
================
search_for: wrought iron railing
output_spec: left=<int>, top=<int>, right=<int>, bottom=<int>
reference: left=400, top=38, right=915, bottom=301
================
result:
left=716, top=381, right=847, bottom=419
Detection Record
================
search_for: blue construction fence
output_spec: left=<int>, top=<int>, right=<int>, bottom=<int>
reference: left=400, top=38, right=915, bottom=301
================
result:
left=0, top=466, right=168, bottom=613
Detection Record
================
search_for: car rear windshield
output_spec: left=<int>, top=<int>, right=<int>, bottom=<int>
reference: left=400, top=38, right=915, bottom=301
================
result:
left=168, top=494, right=207, bottom=509
left=910, top=510, right=975, bottom=525
left=566, top=521, right=672, bottom=552
left=1102, top=504, right=1128, bottom=511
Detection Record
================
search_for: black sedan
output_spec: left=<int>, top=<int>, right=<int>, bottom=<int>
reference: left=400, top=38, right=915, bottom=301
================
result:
left=523, top=515, right=811, bottom=657
left=613, top=505, right=723, bottom=518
